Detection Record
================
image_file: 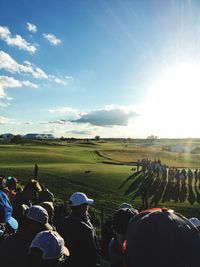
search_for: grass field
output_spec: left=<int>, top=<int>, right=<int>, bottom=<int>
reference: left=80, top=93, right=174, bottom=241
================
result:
left=1, top=139, right=200, bottom=219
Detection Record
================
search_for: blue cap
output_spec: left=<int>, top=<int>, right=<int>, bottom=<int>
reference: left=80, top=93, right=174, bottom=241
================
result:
left=0, top=191, right=18, bottom=230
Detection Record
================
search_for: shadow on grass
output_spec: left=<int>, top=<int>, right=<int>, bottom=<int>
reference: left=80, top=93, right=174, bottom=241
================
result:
left=194, top=185, right=200, bottom=204
left=118, top=170, right=143, bottom=190
left=150, top=179, right=166, bottom=207
left=124, top=172, right=149, bottom=196
left=179, top=183, right=187, bottom=203
left=187, top=184, right=196, bottom=205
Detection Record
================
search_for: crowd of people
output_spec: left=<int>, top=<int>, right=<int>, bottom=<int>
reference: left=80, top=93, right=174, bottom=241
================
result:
left=137, top=158, right=200, bottom=185
left=0, top=174, right=200, bottom=267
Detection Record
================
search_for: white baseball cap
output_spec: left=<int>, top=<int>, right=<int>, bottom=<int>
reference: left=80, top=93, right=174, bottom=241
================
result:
left=26, top=205, right=52, bottom=230
left=69, top=192, right=94, bottom=206
left=29, top=230, right=69, bottom=260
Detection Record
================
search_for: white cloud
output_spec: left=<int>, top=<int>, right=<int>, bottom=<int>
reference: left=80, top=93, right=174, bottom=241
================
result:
left=0, top=75, right=39, bottom=98
left=71, top=108, right=138, bottom=127
left=49, top=75, right=73, bottom=85
left=54, top=78, right=67, bottom=85
left=43, top=33, right=61, bottom=46
left=48, top=106, right=78, bottom=114
left=26, top=22, right=37, bottom=33
left=22, top=80, right=38, bottom=88
left=23, top=121, right=33, bottom=125
left=0, top=76, right=22, bottom=98
left=0, top=26, right=37, bottom=53
left=0, top=51, right=48, bottom=79
left=0, top=102, right=10, bottom=108
left=0, top=116, right=13, bottom=124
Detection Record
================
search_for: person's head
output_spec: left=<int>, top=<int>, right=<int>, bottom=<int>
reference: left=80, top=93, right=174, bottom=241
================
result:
left=189, top=217, right=200, bottom=231
left=23, top=205, right=53, bottom=235
left=0, top=178, right=7, bottom=191
left=6, top=176, right=18, bottom=191
left=29, top=230, right=69, bottom=267
left=118, top=203, right=138, bottom=214
left=112, top=208, right=138, bottom=249
left=23, top=179, right=42, bottom=201
left=0, top=191, right=18, bottom=233
left=40, top=202, right=54, bottom=224
left=126, top=208, right=200, bottom=267
left=69, top=192, right=94, bottom=214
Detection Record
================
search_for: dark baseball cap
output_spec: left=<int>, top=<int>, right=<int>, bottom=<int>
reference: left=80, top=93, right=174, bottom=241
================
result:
left=112, top=208, right=138, bottom=235
left=126, top=208, right=200, bottom=267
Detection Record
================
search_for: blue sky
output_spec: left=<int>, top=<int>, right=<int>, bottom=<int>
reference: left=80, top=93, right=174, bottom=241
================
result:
left=1, top=0, right=200, bottom=138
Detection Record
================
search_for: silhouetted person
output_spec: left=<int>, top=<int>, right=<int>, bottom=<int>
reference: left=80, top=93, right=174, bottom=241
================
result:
left=34, top=164, right=39, bottom=180
left=139, top=182, right=148, bottom=209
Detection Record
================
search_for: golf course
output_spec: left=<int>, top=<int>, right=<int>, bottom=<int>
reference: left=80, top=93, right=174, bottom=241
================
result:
left=1, top=138, right=200, bottom=219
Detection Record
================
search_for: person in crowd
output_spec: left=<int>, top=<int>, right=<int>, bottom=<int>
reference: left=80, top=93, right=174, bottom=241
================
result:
left=189, top=217, right=200, bottom=231
left=28, top=230, right=70, bottom=267
left=101, top=203, right=138, bottom=261
left=126, top=208, right=200, bottom=267
left=34, top=163, right=39, bottom=179
left=139, top=182, right=148, bottom=209
left=12, top=179, right=42, bottom=227
left=40, top=201, right=55, bottom=227
left=0, top=205, right=53, bottom=267
left=187, top=169, right=193, bottom=186
left=118, top=203, right=138, bottom=215
left=59, top=192, right=100, bottom=267
left=5, top=176, right=18, bottom=204
left=108, top=208, right=138, bottom=267
left=0, top=190, right=18, bottom=241
left=38, top=184, right=54, bottom=203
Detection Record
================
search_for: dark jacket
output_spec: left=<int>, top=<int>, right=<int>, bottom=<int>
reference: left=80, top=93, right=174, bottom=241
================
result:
left=59, top=211, right=100, bottom=267
left=0, top=230, right=33, bottom=267
left=12, top=192, right=32, bottom=227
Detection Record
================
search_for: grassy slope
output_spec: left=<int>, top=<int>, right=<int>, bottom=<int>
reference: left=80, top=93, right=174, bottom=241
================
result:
left=0, top=140, right=200, bottom=218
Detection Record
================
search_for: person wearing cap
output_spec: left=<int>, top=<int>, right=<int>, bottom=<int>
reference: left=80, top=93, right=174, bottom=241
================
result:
left=59, top=192, right=100, bottom=267
left=189, top=217, right=200, bottom=231
left=6, top=176, right=18, bottom=204
left=40, top=201, right=55, bottom=228
left=0, top=190, right=18, bottom=240
left=101, top=203, right=138, bottom=261
left=0, top=205, right=53, bottom=267
left=108, top=208, right=138, bottom=267
left=12, top=179, right=42, bottom=227
left=126, top=208, right=200, bottom=267
left=28, top=230, right=69, bottom=267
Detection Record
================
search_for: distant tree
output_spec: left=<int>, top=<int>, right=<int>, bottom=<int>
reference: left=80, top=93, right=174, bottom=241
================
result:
left=95, top=135, right=100, bottom=141
left=11, top=135, right=22, bottom=144
left=147, top=135, right=158, bottom=140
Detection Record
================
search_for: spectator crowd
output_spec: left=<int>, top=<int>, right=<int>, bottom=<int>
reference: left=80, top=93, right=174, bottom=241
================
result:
left=0, top=173, right=200, bottom=267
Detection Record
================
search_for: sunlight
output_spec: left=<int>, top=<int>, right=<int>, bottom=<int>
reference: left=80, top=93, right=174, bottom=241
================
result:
left=141, top=63, right=200, bottom=137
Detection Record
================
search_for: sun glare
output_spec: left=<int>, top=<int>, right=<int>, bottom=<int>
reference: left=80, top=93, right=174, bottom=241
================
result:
left=141, top=63, right=200, bottom=137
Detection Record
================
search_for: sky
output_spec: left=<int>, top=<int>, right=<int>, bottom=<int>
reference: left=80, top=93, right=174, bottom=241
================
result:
left=1, top=0, right=200, bottom=138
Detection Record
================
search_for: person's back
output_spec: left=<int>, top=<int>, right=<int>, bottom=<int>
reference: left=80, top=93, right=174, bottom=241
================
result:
left=38, top=185, right=54, bottom=203
left=59, top=192, right=100, bottom=267
left=12, top=179, right=41, bottom=227
left=0, top=205, right=53, bottom=267
left=61, top=213, right=99, bottom=266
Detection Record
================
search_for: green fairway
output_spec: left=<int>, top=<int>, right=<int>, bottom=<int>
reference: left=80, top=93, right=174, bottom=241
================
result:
left=1, top=140, right=200, bottom=219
